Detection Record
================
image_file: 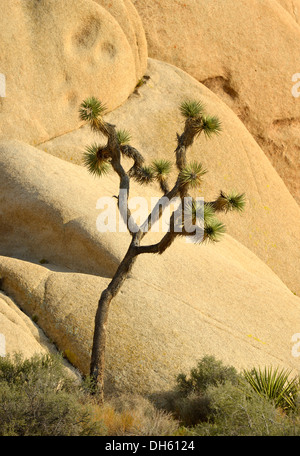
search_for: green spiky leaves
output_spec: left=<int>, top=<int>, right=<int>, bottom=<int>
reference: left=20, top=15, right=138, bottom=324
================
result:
left=179, top=161, right=208, bottom=189
left=79, top=97, right=109, bottom=135
left=197, top=201, right=226, bottom=243
left=180, top=100, right=205, bottom=119
left=151, top=159, right=172, bottom=179
left=83, top=143, right=111, bottom=177
left=133, top=160, right=172, bottom=187
left=213, top=191, right=246, bottom=213
left=180, top=200, right=226, bottom=244
left=179, top=99, right=222, bottom=139
left=225, top=191, right=246, bottom=212
left=243, top=366, right=300, bottom=411
left=204, top=218, right=226, bottom=243
left=133, top=166, right=155, bottom=185
left=79, top=97, right=107, bottom=123
left=203, top=203, right=217, bottom=225
left=116, top=129, right=131, bottom=146
left=201, top=115, right=222, bottom=138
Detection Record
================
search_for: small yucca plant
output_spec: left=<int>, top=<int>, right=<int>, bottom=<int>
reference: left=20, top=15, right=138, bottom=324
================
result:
left=225, top=191, right=246, bottom=212
left=204, top=218, right=226, bottom=243
left=243, top=366, right=300, bottom=411
left=213, top=191, right=246, bottom=213
left=79, top=97, right=108, bottom=134
left=133, top=165, right=155, bottom=185
left=182, top=200, right=226, bottom=244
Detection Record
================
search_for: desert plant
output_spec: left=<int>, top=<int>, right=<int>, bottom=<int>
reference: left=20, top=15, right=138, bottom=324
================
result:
left=191, top=381, right=300, bottom=436
left=79, top=97, right=246, bottom=402
left=176, top=355, right=240, bottom=396
left=152, top=355, right=240, bottom=426
left=94, top=393, right=178, bottom=436
left=0, top=353, right=103, bottom=436
left=152, top=357, right=300, bottom=433
left=243, top=366, right=300, bottom=411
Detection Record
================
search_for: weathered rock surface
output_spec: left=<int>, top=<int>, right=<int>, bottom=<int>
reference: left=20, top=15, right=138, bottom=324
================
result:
left=92, top=0, right=148, bottom=78
left=0, top=291, right=51, bottom=359
left=0, top=243, right=299, bottom=395
left=0, top=0, right=147, bottom=145
left=277, top=0, right=300, bottom=23
left=132, top=0, right=300, bottom=204
left=0, top=68, right=300, bottom=391
left=0, top=0, right=299, bottom=393
left=38, top=59, right=300, bottom=297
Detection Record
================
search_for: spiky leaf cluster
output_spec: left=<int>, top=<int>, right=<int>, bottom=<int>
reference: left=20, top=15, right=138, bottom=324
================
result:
left=179, top=99, right=222, bottom=139
left=224, top=191, right=246, bottom=212
left=79, top=97, right=109, bottom=135
left=243, top=366, right=300, bottom=411
left=179, top=161, right=208, bottom=189
left=180, top=100, right=205, bottom=119
left=180, top=200, right=226, bottom=244
left=204, top=218, right=226, bottom=243
left=201, top=115, right=222, bottom=138
left=83, top=143, right=111, bottom=177
left=116, top=129, right=131, bottom=146
left=133, top=166, right=155, bottom=185
left=214, top=191, right=246, bottom=213
left=79, top=97, right=107, bottom=122
left=151, top=159, right=172, bottom=179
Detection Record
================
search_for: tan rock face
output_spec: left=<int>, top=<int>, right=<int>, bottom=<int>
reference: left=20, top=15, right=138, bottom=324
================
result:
left=1, top=59, right=300, bottom=393
left=38, top=59, right=300, bottom=297
left=0, top=0, right=147, bottom=145
left=277, top=0, right=300, bottom=23
left=0, top=292, right=51, bottom=359
left=92, top=0, right=148, bottom=78
left=132, top=0, right=300, bottom=204
left=1, top=244, right=299, bottom=395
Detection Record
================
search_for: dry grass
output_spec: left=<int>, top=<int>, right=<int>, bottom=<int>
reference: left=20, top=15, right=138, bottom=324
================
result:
left=90, top=394, right=179, bottom=436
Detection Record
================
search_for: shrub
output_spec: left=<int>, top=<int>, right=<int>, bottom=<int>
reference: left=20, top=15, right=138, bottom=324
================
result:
left=176, top=355, right=240, bottom=396
left=0, top=353, right=104, bottom=436
left=191, top=381, right=300, bottom=436
left=151, top=356, right=240, bottom=426
left=150, top=390, right=212, bottom=427
left=95, top=394, right=179, bottom=436
left=153, top=356, right=300, bottom=433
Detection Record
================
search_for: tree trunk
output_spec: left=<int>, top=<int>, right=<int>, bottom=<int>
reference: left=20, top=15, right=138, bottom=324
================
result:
left=89, top=244, right=138, bottom=402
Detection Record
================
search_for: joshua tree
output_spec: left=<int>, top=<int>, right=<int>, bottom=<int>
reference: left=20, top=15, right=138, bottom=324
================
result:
left=79, top=97, right=246, bottom=403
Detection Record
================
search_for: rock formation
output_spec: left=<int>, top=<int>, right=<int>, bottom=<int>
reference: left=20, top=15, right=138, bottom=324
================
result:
left=132, top=0, right=300, bottom=204
left=0, top=0, right=147, bottom=144
left=0, top=1, right=299, bottom=394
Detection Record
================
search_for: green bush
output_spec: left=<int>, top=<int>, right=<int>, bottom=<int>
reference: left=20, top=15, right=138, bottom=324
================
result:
left=176, top=355, right=240, bottom=396
left=0, top=353, right=104, bottom=436
left=153, top=356, right=300, bottom=433
left=191, top=381, right=300, bottom=436
left=2, top=352, right=300, bottom=436
left=151, top=356, right=240, bottom=426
